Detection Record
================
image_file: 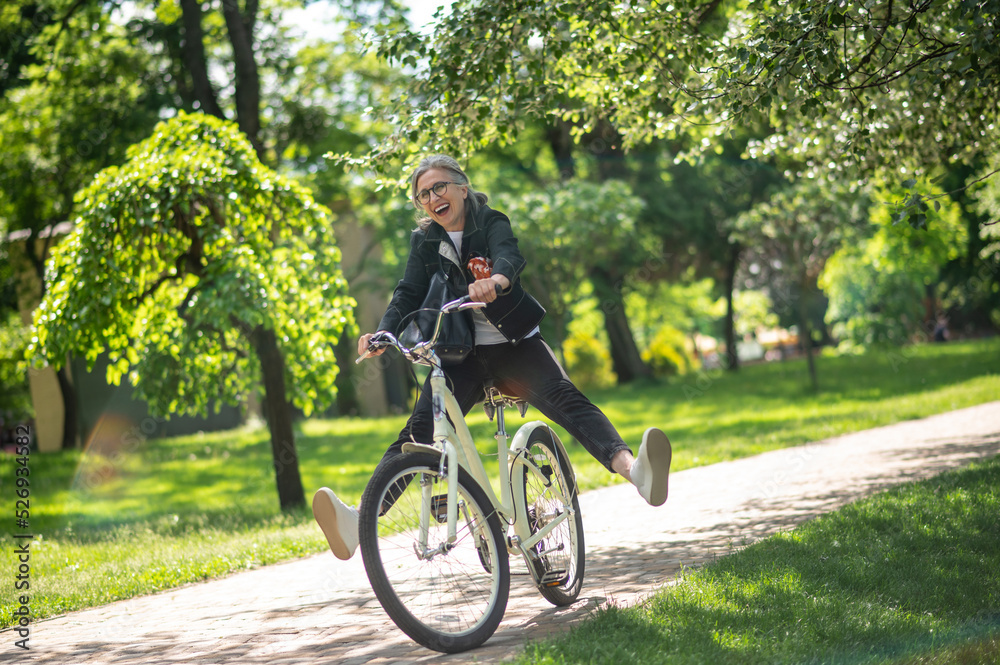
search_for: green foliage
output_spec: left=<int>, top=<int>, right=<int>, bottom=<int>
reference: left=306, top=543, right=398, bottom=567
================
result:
left=734, top=176, right=870, bottom=286
left=28, top=111, right=355, bottom=418
left=732, top=0, right=1000, bottom=179
left=556, top=294, right=618, bottom=389
left=271, top=30, right=409, bottom=199
left=0, top=17, right=161, bottom=246
left=0, top=311, right=32, bottom=421
left=735, top=175, right=870, bottom=387
left=733, top=289, right=779, bottom=338
left=562, top=330, right=616, bottom=390
left=0, top=1, right=58, bottom=95
left=967, top=157, right=1000, bottom=329
left=641, top=325, right=692, bottom=378
left=361, top=0, right=1000, bottom=193
left=971, top=155, right=1000, bottom=261
left=821, top=181, right=968, bottom=348
left=626, top=279, right=714, bottom=378
left=495, top=179, right=650, bottom=348
left=357, top=0, right=727, bottom=165
left=627, top=277, right=725, bottom=350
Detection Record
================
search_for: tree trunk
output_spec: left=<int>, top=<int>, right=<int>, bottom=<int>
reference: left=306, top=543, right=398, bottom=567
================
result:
left=723, top=243, right=740, bottom=372
left=54, top=365, right=78, bottom=449
left=221, top=0, right=264, bottom=160
left=922, top=282, right=937, bottom=335
left=797, top=279, right=819, bottom=391
left=251, top=325, right=305, bottom=511
left=545, top=115, right=652, bottom=381
left=334, top=331, right=360, bottom=415
left=551, top=312, right=567, bottom=367
left=591, top=268, right=652, bottom=384
left=23, top=231, right=80, bottom=449
left=585, top=120, right=651, bottom=383
left=178, top=0, right=225, bottom=118
left=546, top=118, right=576, bottom=180
left=585, top=119, right=628, bottom=181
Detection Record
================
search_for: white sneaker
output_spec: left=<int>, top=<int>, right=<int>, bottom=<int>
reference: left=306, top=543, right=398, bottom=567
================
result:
left=630, top=428, right=672, bottom=506
left=312, top=488, right=359, bottom=560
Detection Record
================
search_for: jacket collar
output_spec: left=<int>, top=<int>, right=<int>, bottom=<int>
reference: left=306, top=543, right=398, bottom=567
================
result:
left=438, top=233, right=461, bottom=268
left=427, top=204, right=488, bottom=269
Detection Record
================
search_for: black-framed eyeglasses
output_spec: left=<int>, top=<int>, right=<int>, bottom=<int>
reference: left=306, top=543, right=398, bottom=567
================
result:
left=414, top=181, right=459, bottom=205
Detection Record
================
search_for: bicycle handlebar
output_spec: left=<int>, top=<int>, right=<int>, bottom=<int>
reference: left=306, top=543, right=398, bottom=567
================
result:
left=356, top=284, right=502, bottom=364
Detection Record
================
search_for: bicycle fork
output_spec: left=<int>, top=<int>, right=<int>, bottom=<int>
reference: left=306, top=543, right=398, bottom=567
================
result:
left=414, top=438, right=460, bottom=561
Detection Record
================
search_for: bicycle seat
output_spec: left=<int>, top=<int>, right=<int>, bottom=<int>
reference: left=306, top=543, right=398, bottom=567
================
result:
left=482, top=378, right=528, bottom=418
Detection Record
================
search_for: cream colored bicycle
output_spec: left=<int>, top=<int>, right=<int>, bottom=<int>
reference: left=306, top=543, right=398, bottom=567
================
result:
left=355, top=292, right=584, bottom=653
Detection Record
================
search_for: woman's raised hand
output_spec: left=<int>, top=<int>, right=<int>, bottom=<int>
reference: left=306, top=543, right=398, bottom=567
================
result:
left=469, top=275, right=509, bottom=303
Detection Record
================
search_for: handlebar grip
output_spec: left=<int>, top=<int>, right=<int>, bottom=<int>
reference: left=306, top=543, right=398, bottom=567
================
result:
left=356, top=331, right=396, bottom=363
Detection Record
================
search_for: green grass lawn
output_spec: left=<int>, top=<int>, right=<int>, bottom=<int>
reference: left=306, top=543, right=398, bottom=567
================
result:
left=514, top=454, right=1000, bottom=665
left=1, top=338, right=998, bottom=628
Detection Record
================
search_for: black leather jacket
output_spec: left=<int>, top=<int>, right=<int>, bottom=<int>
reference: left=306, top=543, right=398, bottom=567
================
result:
left=377, top=203, right=545, bottom=344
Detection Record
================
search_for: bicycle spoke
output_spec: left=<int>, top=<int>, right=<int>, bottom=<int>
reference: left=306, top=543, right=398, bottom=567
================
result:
left=519, top=430, right=586, bottom=606
left=360, top=454, right=510, bottom=652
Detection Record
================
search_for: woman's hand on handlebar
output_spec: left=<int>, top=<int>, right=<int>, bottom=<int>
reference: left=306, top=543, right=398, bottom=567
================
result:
left=469, top=275, right=509, bottom=304
left=358, top=332, right=389, bottom=358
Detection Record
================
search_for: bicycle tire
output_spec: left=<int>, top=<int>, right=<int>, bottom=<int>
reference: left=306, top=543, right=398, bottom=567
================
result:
left=359, top=452, right=510, bottom=653
left=518, top=427, right=585, bottom=606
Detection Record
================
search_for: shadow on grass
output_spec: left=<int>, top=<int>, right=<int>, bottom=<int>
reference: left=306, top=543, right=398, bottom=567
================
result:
left=513, top=456, right=1000, bottom=665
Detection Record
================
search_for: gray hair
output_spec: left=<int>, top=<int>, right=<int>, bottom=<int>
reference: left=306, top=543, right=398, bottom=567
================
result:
left=410, top=154, right=489, bottom=230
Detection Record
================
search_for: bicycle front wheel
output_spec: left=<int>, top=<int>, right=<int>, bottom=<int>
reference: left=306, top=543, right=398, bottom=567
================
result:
left=519, top=427, right=585, bottom=606
left=359, top=452, right=510, bottom=653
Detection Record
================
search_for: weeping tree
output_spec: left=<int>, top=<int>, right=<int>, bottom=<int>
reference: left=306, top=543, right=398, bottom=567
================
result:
left=733, top=177, right=869, bottom=390
left=29, top=112, right=355, bottom=511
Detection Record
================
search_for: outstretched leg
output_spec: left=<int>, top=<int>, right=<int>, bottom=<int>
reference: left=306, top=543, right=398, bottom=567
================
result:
left=312, top=487, right=360, bottom=560
left=483, top=339, right=672, bottom=505
left=612, top=428, right=672, bottom=506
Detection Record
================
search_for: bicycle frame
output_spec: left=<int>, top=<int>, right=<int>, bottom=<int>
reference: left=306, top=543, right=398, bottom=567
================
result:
left=362, top=301, right=576, bottom=577
left=422, top=365, right=573, bottom=557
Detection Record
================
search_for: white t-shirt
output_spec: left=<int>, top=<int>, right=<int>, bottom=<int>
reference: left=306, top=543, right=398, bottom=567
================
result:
left=446, top=231, right=535, bottom=346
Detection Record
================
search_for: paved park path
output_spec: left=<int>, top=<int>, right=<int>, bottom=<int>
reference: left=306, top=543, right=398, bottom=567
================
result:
left=12, top=401, right=1000, bottom=665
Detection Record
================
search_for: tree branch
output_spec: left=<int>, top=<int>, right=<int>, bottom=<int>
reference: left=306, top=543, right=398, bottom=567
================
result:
left=21, top=230, right=47, bottom=283
left=175, top=304, right=250, bottom=359
left=173, top=202, right=206, bottom=278
left=135, top=270, right=181, bottom=306
left=343, top=236, right=384, bottom=283
left=693, top=0, right=725, bottom=32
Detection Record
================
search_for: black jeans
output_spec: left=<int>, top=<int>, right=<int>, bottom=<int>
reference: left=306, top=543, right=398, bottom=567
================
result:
left=382, top=337, right=630, bottom=472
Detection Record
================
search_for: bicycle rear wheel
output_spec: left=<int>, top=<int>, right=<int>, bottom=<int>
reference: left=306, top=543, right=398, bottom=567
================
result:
left=359, top=452, right=510, bottom=653
left=519, top=427, right=585, bottom=606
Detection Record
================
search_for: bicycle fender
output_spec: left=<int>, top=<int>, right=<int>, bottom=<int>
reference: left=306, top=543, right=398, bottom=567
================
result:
left=401, top=441, right=442, bottom=456
left=509, top=421, right=576, bottom=483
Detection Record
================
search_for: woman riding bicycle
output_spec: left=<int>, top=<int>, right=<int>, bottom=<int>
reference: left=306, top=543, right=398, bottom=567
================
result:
left=313, top=154, right=672, bottom=560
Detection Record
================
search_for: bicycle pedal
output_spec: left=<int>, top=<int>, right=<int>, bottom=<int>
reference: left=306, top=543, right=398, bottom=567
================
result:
left=540, top=569, right=568, bottom=587
left=526, top=553, right=567, bottom=586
